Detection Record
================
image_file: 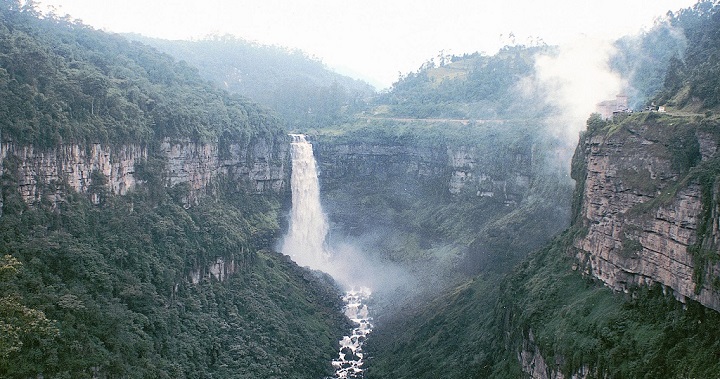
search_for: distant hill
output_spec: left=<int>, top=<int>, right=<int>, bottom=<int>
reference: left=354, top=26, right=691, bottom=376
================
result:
left=375, top=45, right=550, bottom=119
left=131, top=35, right=376, bottom=129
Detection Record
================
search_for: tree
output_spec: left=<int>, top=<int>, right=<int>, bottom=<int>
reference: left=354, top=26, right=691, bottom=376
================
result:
left=0, top=255, right=57, bottom=360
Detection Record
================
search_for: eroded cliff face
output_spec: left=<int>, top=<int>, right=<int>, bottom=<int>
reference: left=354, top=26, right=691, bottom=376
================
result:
left=1, top=143, right=146, bottom=205
left=447, top=145, right=532, bottom=204
left=0, top=136, right=288, bottom=210
left=315, top=142, right=533, bottom=203
left=161, top=138, right=288, bottom=201
left=572, top=119, right=720, bottom=311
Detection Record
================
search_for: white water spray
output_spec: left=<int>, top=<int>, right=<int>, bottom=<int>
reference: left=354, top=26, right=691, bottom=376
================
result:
left=281, top=134, right=330, bottom=269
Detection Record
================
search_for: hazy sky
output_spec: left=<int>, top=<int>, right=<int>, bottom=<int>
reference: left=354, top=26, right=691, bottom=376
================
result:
left=40, top=0, right=699, bottom=88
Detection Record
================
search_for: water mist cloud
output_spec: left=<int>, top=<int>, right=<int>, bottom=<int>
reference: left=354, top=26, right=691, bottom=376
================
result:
left=521, top=37, right=624, bottom=164
left=322, top=241, right=416, bottom=293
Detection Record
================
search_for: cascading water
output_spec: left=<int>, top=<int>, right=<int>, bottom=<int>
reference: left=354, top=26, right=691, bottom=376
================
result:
left=331, top=288, right=373, bottom=379
left=281, top=134, right=330, bottom=269
left=281, top=134, right=372, bottom=378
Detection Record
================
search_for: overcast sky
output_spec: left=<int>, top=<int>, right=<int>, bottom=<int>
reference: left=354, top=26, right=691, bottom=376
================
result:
left=40, top=0, right=699, bottom=88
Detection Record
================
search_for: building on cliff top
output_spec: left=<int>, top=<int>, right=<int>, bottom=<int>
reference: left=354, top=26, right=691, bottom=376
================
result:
left=596, top=94, right=629, bottom=119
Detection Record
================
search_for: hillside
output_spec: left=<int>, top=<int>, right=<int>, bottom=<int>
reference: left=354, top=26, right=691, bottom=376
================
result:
left=374, top=45, right=550, bottom=120
left=133, top=35, right=375, bottom=130
left=0, top=11, right=281, bottom=146
left=5, top=0, right=720, bottom=378
left=0, top=3, right=347, bottom=378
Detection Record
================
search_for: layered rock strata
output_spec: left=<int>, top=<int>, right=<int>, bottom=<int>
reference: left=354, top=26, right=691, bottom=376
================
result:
left=0, top=137, right=288, bottom=210
left=573, top=123, right=720, bottom=311
left=315, top=142, right=532, bottom=202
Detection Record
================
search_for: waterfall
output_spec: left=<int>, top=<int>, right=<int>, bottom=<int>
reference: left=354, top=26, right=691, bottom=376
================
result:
left=281, top=134, right=330, bottom=269
left=282, top=134, right=372, bottom=379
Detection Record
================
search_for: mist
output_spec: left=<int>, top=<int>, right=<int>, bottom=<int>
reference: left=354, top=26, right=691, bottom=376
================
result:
left=521, top=36, right=624, bottom=168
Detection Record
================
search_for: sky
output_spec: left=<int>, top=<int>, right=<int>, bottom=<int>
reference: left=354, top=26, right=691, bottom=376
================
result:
left=39, top=0, right=699, bottom=89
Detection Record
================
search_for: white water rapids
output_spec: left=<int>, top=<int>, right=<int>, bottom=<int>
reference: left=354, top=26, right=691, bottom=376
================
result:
left=331, top=288, right=373, bottom=379
left=281, top=134, right=373, bottom=378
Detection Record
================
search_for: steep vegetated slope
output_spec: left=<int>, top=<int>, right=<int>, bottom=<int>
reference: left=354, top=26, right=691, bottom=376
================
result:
left=0, top=3, right=347, bottom=378
left=367, top=1, right=720, bottom=378
left=134, top=35, right=375, bottom=130
left=496, top=3, right=720, bottom=377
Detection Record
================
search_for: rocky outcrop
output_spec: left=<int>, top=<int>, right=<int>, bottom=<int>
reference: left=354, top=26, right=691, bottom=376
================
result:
left=520, top=331, right=591, bottom=379
left=573, top=121, right=720, bottom=311
left=2, top=143, right=146, bottom=205
left=189, top=257, right=238, bottom=284
left=0, top=136, right=288, bottom=210
left=447, top=145, right=531, bottom=204
left=161, top=138, right=288, bottom=203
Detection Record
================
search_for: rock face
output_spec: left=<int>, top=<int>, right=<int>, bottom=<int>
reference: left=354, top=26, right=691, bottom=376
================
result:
left=314, top=141, right=532, bottom=202
left=2, top=143, right=146, bottom=205
left=161, top=138, right=288, bottom=203
left=572, top=122, right=720, bottom=311
left=0, top=136, right=288, bottom=210
left=446, top=146, right=532, bottom=204
left=312, top=138, right=536, bottom=239
left=520, top=331, right=591, bottom=379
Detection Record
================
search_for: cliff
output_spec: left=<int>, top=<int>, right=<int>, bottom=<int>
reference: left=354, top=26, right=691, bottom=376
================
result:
left=316, top=141, right=532, bottom=196
left=572, top=114, right=720, bottom=311
left=479, top=113, right=720, bottom=379
left=313, top=137, right=536, bottom=231
left=0, top=136, right=288, bottom=211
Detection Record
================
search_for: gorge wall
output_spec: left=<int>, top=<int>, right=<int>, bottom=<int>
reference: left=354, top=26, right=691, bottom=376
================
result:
left=572, top=116, right=720, bottom=311
left=315, top=141, right=532, bottom=201
left=312, top=138, right=535, bottom=234
left=0, top=136, right=289, bottom=211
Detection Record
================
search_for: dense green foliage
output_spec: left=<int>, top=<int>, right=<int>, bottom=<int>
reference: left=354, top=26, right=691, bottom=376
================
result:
left=658, top=0, right=720, bottom=108
left=135, top=35, right=375, bottom=130
left=368, top=231, right=720, bottom=379
left=0, top=254, right=57, bottom=359
left=495, top=230, right=720, bottom=379
left=0, top=3, right=281, bottom=146
left=0, top=166, right=347, bottom=378
left=365, top=276, right=501, bottom=379
left=376, top=46, right=551, bottom=119
left=0, top=2, right=348, bottom=378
